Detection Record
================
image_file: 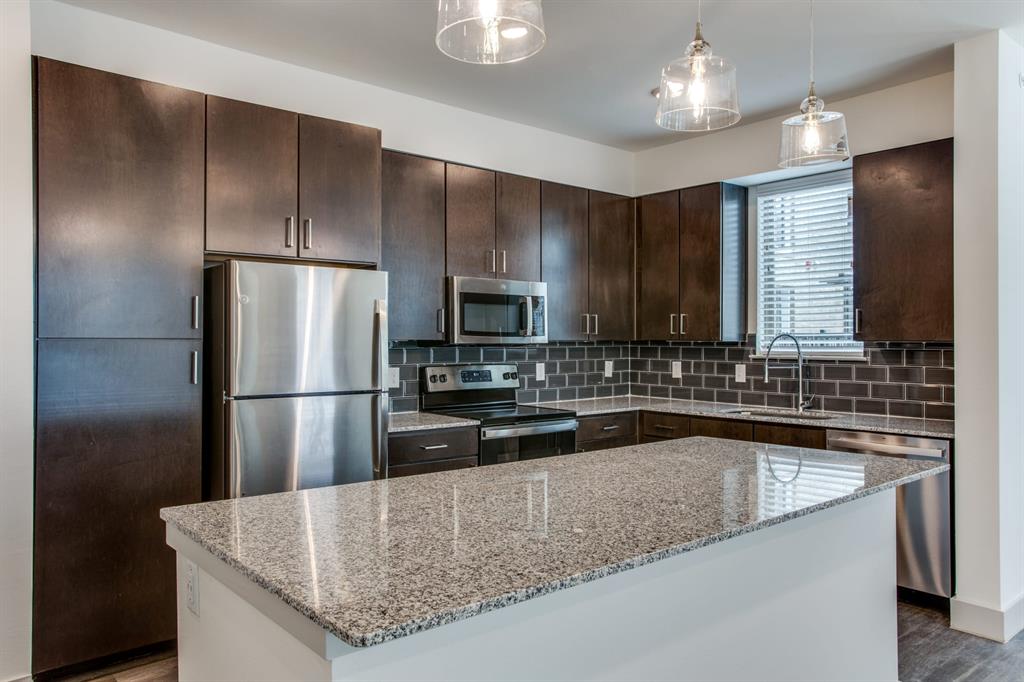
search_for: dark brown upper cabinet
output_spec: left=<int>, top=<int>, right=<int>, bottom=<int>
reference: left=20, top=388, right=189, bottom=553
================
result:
left=34, top=338, right=201, bottom=675
left=205, top=96, right=298, bottom=257
left=36, top=58, right=204, bottom=339
left=298, top=114, right=382, bottom=264
left=541, top=182, right=590, bottom=341
left=446, top=163, right=497, bottom=278
left=636, top=183, right=746, bottom=342
left=496, top=173, right=541, bottom=281
left=636, top=191, right=681, bottom=340
left=381, top=152, right=447, bottom=341
left=589, top=191, right=635, bottom=341
left=853, top=138, right=953, bottom=342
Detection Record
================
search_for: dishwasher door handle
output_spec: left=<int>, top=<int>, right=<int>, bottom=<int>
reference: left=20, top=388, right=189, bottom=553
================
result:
left=827, top=438, right=947, bottom=459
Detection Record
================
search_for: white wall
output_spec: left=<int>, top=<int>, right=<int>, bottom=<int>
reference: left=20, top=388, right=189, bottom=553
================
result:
left=0, top=1, right=35, bottom=680
left=634, top=72, right=954, bottom=195
left=28, top=0, right=634, bottom=196
left=950, top=29, right=1024, bottom=643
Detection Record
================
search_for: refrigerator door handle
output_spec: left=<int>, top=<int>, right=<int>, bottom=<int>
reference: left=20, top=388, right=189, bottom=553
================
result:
left=373, top=393, right=390, bottom=478
left=374, top=299, right=389, bottom=391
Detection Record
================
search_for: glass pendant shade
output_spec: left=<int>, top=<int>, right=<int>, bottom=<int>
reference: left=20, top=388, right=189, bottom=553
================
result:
left=655, top=28, right=741, bottom=132
left=778, top=87, right=850, bottom=168
left=436, top=0, right=546, bottom=65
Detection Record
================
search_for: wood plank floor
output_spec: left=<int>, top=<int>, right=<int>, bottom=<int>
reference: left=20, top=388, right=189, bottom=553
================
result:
left=59, top=604, right=1024, bottom=681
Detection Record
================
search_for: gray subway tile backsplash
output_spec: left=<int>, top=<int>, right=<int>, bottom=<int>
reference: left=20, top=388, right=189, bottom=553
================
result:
left=389, top=336, right=954, bottom=421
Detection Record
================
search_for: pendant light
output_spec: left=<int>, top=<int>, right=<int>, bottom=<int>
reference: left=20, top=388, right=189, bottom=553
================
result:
left=778, top=0, right=849, bottom=167
left=436, top=0, right=546, bottom=65
left=654, top=0, right=740, bottom=132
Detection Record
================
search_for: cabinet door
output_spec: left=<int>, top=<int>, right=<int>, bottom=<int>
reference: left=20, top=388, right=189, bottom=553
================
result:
left=679, top=183, right=722, bottom=341
left=636, top=191, right=680, bottom=340
left=753, top=423, right=826, bottom=450
left=853, top=138, right=953, bottom=341
left=589, top=191, right=635, bottom=340
left=541, top=182, right=590, bottom=341
left=298, top=115, right=381, bottom=264
left=34, top=339, right=201, bottom=674
left=496, top=173, right=541, bottom=281
left=690, top=417, right=753, bottom=441
left=381, top=152, right=446, bottom=340
left=446, top=163, right=497, bottom=278
left=36, top=58, right=204, bottom=339
left=206, top=96, right=298, bottom=257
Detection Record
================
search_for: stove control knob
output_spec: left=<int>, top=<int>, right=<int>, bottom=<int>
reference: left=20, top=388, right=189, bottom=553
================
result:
left=439, top=374, right=448, bottom=383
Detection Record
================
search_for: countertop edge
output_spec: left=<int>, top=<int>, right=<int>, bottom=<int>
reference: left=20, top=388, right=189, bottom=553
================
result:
left=159, top=456, right=948, bottom=649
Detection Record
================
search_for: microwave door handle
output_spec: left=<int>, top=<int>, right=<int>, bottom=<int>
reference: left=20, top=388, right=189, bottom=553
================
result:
left=520, top=296, right=534, bottom=337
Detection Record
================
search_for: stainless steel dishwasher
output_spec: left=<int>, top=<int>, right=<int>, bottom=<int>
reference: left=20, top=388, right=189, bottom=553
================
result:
left=826, top=430, right=952, bottom=597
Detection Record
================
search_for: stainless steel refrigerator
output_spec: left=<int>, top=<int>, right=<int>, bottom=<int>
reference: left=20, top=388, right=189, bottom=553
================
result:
left=204, top=260, right=388, bottom=498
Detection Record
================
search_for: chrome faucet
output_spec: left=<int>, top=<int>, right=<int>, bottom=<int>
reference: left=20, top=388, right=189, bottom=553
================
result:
left=763, top=333, right=815, bottom=413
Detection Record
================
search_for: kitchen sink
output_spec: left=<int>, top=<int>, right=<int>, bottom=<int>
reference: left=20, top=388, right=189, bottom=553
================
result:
left=724, top=408, right=838, bottom=421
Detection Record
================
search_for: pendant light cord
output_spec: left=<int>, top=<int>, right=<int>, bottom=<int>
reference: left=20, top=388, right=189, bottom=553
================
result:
left=809, top=0, right=815, bottom=88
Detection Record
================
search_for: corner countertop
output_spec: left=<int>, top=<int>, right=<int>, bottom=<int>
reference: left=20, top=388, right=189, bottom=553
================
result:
left=531, top=396, right=955, bottom=440
left=161, top=437, right=947, bottom=649
left=389, top=411, right=479, bottom=433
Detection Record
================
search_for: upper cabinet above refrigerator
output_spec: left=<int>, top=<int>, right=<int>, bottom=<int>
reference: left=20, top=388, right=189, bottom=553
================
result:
left=205, top=97, right=382, bottom=265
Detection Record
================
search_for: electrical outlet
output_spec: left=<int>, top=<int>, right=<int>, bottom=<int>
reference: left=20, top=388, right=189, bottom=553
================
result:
left=604, top=360, right=614, bottom=378
left=388, top=367, right=401, bottom=389
left=671, top=361, right=682, bottom=379
left=535, top=362, right=546, bottom=381
left=184, top=558, right=199, bottom=616
left=735, top=364, right=747, bottom=383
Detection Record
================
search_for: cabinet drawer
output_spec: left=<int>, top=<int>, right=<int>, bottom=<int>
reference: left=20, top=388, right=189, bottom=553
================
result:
left=641, top=412, right=690, bottom=439
left=388, top=427, right=478, bottom=466
left=690, top=417, right=753, bottom=441
left=577, top=413, right=636, bottom=442
left=753, top=424, right=826, bottom=450
left=388, top=456, right=478, bottom=478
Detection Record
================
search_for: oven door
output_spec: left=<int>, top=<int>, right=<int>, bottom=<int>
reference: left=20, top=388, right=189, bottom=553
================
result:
left=448, top=276, right=547, bottom=344
left=480, top=420, right=578, bottom=466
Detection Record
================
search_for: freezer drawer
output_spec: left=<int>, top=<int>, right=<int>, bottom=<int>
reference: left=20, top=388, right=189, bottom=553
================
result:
left=228, top=393, right=387, bottom=497
left=826, top=430, right=952, bottom=597
left=228, top=260, right=388, bottom=396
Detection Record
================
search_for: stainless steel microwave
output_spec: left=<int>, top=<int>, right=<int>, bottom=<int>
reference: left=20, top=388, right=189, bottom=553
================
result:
left=447, top=276, right=547, bottom=344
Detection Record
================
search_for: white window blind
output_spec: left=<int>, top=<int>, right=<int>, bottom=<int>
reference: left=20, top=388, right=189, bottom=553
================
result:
left=756, top=170, right=863, bottom=357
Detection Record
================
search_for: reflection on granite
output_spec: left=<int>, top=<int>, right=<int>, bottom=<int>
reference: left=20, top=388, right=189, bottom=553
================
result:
left=389, top=411, right=479, bottom=433
left=161, top=437, right=947, bottom=649
left=531, top=395, right=955, bottom=439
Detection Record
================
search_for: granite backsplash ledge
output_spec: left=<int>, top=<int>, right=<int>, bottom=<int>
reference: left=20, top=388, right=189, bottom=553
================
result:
left=628, top=337, right=954, bottom=421
left=388, top=342, right=632, bottom=413
left=388, top=337, right=954, bottom=421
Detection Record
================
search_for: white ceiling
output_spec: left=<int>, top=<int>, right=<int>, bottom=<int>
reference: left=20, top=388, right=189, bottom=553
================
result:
left=60, top=0, right=1023, bottom=151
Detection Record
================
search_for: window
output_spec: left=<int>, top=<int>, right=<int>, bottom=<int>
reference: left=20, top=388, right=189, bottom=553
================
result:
left=755, top=170, right=863, bottom=357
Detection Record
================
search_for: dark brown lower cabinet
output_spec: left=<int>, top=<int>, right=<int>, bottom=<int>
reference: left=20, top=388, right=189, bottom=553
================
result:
left=640, top=412, right=690, bottom=440
left=576, top=413, right=638, bottom=452
left=34, top=339, right=202, bottom=675
left=753, top=424, right=827, bottom=450
left=689, top=417, right=753, bottom=441
left=387, top=427, right=479, bottom=477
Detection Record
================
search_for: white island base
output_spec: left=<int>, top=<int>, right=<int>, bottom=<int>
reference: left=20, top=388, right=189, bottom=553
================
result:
left=168, top=488, right=899, bottom=682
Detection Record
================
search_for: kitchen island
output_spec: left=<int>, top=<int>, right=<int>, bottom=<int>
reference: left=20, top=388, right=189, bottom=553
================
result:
left=161, top=437, right=947, bottom=682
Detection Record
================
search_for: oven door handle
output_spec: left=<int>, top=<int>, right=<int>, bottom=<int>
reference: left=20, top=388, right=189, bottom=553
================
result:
left=481, top=419, right=579, bottom=441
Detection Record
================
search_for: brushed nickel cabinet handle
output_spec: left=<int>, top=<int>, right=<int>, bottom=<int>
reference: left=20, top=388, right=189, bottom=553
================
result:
left=592, top=314, right=599, bottom=336
left=303, top=218, right=313, bottom=249
left=680, top=313, right=688, bottom=336
left=601, top=424, right=620, bottom=431
left=286, top=216, right=295, bottom=248
left=670, top=313, right=677, bottom=335
left=189, top=351, right=199, bottom=385
left=487, top=249, right=496, bottom=273
left=420, top=444, right=449, bottom=451
left=855, top=308, right=863, bottom=334
left=581, top=313, right=591, bottom=335
left=437, top=308, right=446, bottom=334
left=500, top=250, right=507, bottom=273
left=190, top=296, right=200, bottom=330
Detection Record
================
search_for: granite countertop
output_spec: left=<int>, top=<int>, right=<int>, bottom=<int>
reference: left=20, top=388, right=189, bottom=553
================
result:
left=532, top=395, right=955, bottom=439
left=161, top=437, right=947, bottom=649
left=389, top=411, right=479, bottom=433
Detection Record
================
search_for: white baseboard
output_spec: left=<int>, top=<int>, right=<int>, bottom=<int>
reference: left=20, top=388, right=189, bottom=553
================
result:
left=950, top=592, right=1024, bottom=643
